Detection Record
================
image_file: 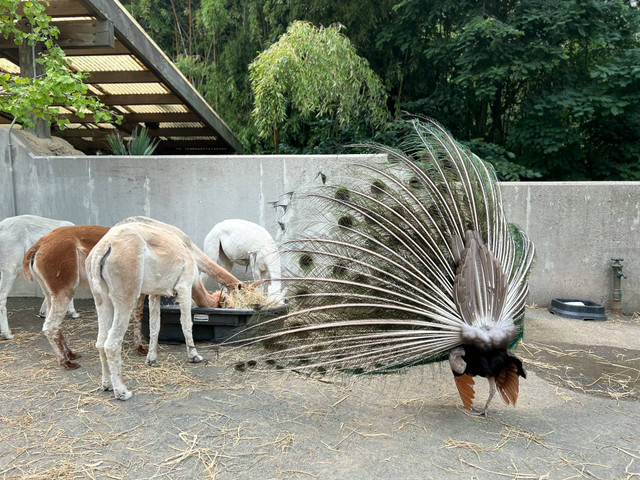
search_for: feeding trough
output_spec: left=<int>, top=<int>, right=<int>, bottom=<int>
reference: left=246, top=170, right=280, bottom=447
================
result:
left=142, top=297, right=287, bottom=344
left=548, top=298, right=607, bottom=321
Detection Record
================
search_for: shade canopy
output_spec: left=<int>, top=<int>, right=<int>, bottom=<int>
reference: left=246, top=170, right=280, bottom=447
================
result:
left=0, top=0, right=242, bottom=154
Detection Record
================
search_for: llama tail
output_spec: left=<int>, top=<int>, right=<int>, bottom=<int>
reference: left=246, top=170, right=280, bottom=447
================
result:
left=22, top=241, right=41, bottom=282
left=88, top=240, right=111, bottom=301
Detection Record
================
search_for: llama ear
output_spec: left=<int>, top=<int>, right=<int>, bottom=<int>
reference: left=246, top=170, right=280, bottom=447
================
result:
left=249, top=280, right=263, bottom=288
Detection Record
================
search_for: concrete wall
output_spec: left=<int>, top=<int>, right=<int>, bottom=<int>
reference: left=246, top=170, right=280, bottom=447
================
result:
left=502, top=182, right=638, bottom=313
left=2, top=130, right=639, bottom=312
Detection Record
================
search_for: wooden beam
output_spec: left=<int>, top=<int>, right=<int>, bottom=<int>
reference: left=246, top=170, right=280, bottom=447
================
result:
left=80, top=0, right=242, bottom=152
left=157, top=140, right=227, bottom=149
left=147, top=128, right=215, bottom=137
left=19, top=42, right=51, bottom=138
left=0, top=19, right=114, bottom=49
left=59, top=112, right=201, bottom=123
left=55, top=19, right=114, bottom=49
left=17, top=0, right=91, bottom=17
left=85, top=70, right=157, bottom=83
left=53, top=93, right=179, bottom=106
left=65, top=39, right=129, bottom=55
left=98, top=93, right=179, bottom=105
left=56, top=127, right=215, bottom=138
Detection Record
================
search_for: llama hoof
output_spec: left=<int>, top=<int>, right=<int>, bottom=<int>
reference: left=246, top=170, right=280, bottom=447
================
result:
left=189, top=354, right=204, bottom=363
left=62, top=360, right=80, bottom=370
left=70, top=312, right=80, bottom=319
left=145, top=357, right=158, bottom=367
left=137, top=345, right=149, bottom=356
left=66, top=351, right=81, bottom=360
left=102, top=383, right=113, bottom=391
left=114, top=389, right=133, bottom=401
left=1, top=332, right=14, bottom=340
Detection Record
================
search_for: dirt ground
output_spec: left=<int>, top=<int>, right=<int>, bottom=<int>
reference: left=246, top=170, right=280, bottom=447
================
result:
left=0, top=298, right=638, bottom=480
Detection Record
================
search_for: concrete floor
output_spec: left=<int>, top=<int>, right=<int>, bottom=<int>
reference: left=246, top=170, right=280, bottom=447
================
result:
left=0, top=298, right=638, bottom=479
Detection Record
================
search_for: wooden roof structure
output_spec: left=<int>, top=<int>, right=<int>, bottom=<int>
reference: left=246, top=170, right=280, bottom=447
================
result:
left=0, top=0, right=242, bottom=154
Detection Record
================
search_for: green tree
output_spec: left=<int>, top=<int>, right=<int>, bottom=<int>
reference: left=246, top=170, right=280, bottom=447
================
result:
left=377, top=0, right=640, bottom=180
left=250, top=21, right=388, bottom=153
left=0, top=0, right=119, bottom=129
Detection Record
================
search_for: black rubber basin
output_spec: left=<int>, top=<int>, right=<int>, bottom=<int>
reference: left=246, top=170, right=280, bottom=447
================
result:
left=141, top=297, right=287, bottom=344
left=548, top=298, right=607, bottom=321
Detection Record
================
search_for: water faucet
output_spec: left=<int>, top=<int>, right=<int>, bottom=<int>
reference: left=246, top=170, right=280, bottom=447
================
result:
left=611, top=258, right=627, bottom=279
left=611, top=258, right=626, bottom=314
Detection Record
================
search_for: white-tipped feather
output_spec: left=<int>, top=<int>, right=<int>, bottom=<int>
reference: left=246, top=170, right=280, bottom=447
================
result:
left=227, top=118, right=535, bottom=374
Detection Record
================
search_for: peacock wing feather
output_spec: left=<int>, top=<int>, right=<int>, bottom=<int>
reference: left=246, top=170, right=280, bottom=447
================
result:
left=496, top=363, right=521, bottom=406
left=454, top=374, right=476, bottom=410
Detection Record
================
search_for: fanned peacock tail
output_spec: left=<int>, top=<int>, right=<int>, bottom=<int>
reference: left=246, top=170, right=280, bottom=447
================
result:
left=229, top=118, right=535, bottom=375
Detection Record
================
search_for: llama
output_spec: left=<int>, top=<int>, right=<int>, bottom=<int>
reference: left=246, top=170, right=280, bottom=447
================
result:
left=86, top=221, right=229, bottom=400
left=0, top=214, right=76, bottom=340
left=115, top=216, right=245, bottom=291
left=22, top=225, right=150, bottom=369
left=202, top=219, right=282, bottom=301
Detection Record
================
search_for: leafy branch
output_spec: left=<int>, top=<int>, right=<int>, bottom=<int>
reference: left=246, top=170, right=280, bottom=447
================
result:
left=0, top=0, right=122, bottom=129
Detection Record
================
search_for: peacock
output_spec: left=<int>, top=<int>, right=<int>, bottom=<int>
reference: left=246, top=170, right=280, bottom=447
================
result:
left=229, top=118, right=535, bottom=416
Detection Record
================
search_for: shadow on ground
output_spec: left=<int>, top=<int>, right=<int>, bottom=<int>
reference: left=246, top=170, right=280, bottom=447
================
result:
left=0, top=298, right=638, bottom=479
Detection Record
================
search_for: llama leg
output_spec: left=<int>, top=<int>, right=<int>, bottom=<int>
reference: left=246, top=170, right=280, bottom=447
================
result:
left=0, top=269, right=17, bottom=339
left=145, top=295, right=161, bottom=366
left=38, top=299, right=47, bottom=317
left=104, top=305, right=133, bottom=400
left=60, top=331, right=81, bottom=360
left=132, top=294, right=148, bottom=355
left=95, top=298, right=114, bottom=391
left=67, top=298, right=80, bottom=319
left=176, top=290, right=202, bottom=363
left=40, top=293, right=52, bottom=318
left=42, top=298, right=77, bottom=369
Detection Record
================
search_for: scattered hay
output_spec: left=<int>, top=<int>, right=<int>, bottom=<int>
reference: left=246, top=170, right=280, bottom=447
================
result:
left=519, top=342, right=640, bottom=400
left=125, top=351, right=208, bottom=398
left=7, top=460, right=85, bottom=480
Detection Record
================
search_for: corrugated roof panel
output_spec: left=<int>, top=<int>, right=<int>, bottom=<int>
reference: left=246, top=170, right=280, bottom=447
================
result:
left=169, top=136, right=217, bottom=140
left=67, top=55, right=144, bottom=72
left=0, top=58, right=19, bottom=74
left=128, top=104, right=190, bottom=114
left=95, top=83, right=169, bottom=95
left=159, top=122, right=206, bottom=128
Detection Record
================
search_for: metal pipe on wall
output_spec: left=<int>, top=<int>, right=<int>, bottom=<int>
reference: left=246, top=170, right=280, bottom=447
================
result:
left=8, top=117, right=17, bottom=217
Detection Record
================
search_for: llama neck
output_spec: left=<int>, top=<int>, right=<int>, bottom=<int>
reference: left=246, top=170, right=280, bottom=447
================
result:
left=194, top=250, right=241, bottom=289
left=191, top=278, right=219, bottom=307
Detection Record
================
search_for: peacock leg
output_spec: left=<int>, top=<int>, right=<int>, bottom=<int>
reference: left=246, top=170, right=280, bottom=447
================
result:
left=481, top=377, right=497, bottom=417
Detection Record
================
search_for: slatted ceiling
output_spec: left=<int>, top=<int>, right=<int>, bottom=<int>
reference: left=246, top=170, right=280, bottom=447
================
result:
left=95, top=83, right=169, bottom=95
left=127, top=104, right=190, bottom=114
left=169, top=136, right=218, bottom=141
left=0, top=0, right=241, bottom=153
left=0, top=58, right=19, bottom=74
left=158, top=122, right=206, bottom=128
left=66, top=55, right=144, bottom=71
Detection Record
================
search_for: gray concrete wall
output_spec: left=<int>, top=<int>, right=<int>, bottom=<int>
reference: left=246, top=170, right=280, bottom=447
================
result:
left=2, top=129, right=639, bottom=312
left=502, top=182, right=639, bottom=313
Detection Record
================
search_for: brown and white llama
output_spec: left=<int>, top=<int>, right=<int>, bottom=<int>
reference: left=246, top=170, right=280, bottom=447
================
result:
left=1, top=214, right=76, bottom=340
left=86, top=222, right=236, bottom=400
left=23, top=222, right=241, bottom=369
left=21, top=225, right=137, bottom=369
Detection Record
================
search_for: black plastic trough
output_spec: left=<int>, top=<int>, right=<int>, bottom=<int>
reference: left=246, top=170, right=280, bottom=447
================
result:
left=548, top=298, right=607, bottom=321
left=141, top=297, right=287, bottom=344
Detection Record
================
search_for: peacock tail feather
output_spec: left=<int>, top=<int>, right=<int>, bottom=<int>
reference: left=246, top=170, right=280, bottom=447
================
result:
left=229, top=119, right=535, bottom=374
